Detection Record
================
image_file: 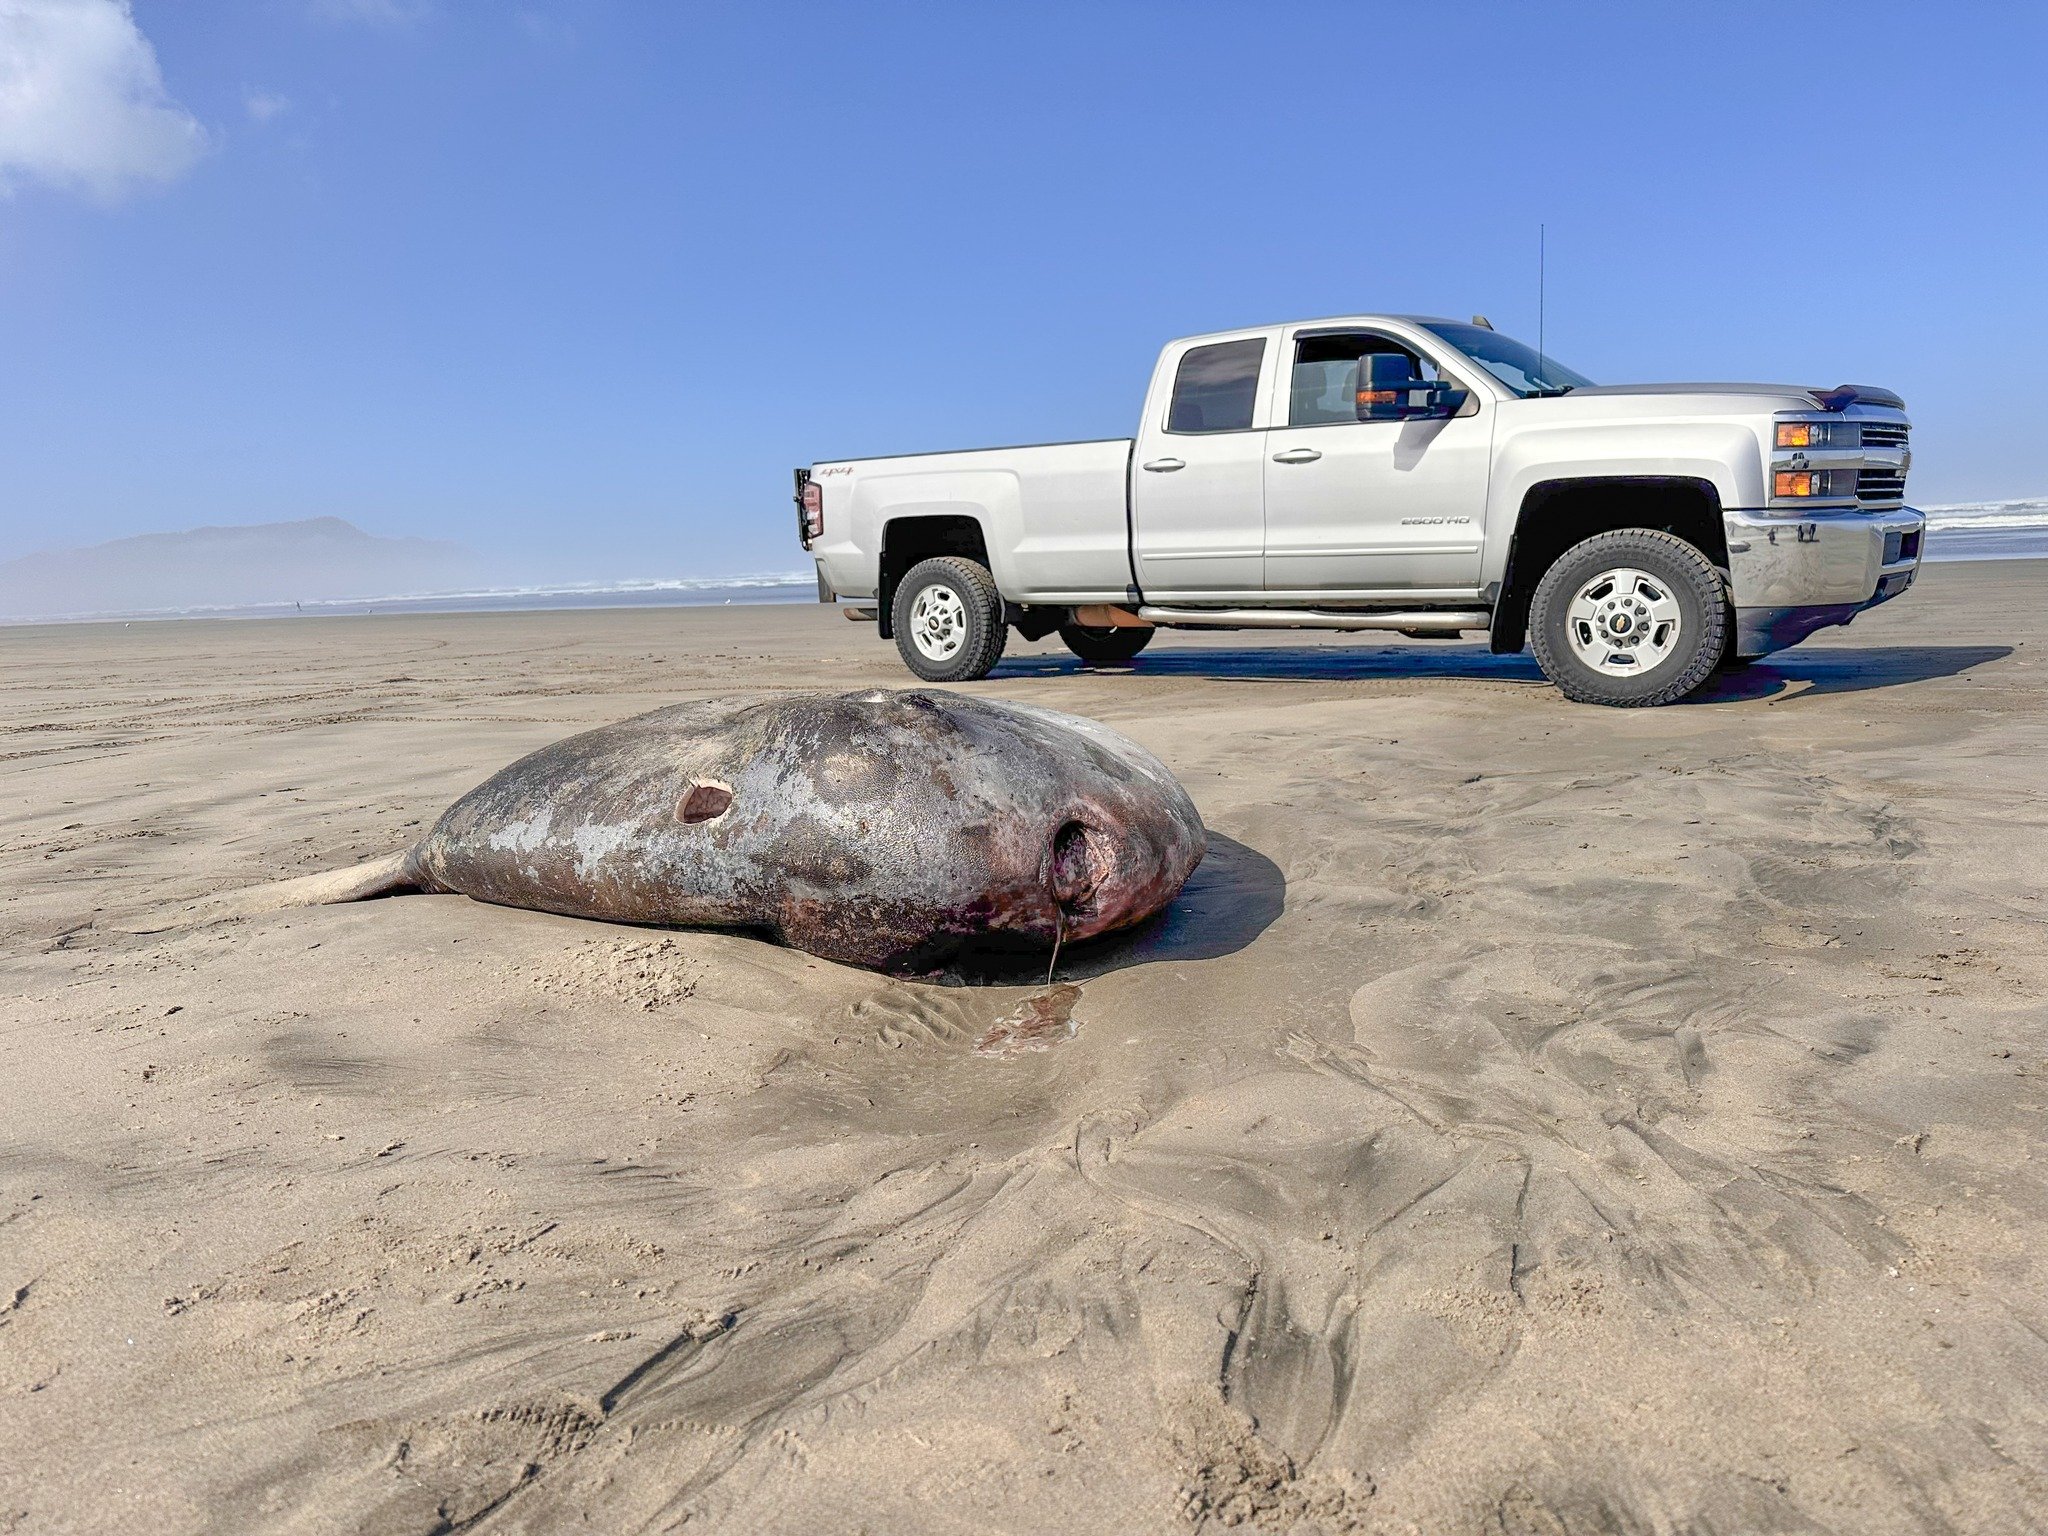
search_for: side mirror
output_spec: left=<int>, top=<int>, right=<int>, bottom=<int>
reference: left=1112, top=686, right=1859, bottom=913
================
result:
left=1355, top=352, right=1468, bottom=422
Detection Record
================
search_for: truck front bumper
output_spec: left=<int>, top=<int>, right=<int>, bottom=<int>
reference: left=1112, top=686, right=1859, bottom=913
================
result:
left=1722, top=505, right=1925, bottom=657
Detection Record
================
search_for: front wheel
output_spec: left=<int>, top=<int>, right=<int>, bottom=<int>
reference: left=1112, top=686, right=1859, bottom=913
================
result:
left=891, top=556, right=1007, bottom=682
left=1059, top=623, right=1153, bottom=666
left=1528, top=528, right=1727, bottom=707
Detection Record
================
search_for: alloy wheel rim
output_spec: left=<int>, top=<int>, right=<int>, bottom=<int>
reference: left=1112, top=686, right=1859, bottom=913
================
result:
left=1564, top=566, right=1682, bottom=676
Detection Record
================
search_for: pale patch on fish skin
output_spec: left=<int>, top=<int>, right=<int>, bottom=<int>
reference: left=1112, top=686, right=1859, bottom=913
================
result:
left=570, top=819, right=640, bottom=878
left=486, top=807, right=553, bottom=855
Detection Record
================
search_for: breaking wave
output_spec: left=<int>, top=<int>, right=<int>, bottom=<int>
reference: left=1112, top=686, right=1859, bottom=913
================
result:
left=2, top=573, right=818, bottom=626
left=1921, top=500, right=2048, bottom=560
left=1922, top=500, right=2048, bottom=532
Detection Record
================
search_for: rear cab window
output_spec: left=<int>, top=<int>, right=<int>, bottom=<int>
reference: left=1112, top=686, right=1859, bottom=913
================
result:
left=1166, top=338, right=1266, bottom=434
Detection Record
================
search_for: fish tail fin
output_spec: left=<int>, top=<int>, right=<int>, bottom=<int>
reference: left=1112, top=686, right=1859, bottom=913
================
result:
left=112, top=847, right=423, bottom=935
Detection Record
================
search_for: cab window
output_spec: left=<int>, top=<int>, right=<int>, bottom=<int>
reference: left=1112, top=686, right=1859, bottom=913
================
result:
left=1167, top=338, right=1265, bottom=433
left=1288, top=333, right=1442, bottom=425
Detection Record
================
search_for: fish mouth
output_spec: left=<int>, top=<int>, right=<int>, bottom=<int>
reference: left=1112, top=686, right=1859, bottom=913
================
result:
left=1050, top=818, right=1105, bottom=924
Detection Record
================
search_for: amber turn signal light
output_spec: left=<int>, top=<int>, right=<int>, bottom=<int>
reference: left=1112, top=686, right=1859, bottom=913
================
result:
left=1776, top=423, right=1817, bottom=449
left=1774, top=471, right=1820, bottom=497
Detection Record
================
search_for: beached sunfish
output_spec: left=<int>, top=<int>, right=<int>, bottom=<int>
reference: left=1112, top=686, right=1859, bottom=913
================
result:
left=162, top=690, right=1207, bottom=970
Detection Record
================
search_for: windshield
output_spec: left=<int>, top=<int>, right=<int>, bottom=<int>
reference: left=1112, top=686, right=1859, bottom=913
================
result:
left=1420, top=322, right=1595, bottom=397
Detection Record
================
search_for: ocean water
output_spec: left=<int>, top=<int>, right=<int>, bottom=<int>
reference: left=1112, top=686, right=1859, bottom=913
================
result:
left=1921, top=500, right=2048, bottom=561
left=4, top=573, right=819, bottom=625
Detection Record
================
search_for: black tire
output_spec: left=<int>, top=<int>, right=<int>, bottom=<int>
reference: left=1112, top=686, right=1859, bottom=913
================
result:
left=1059, top=623, right=1154, bottom=666
left=1528, top=528, right=1727, bottom=707
left=891, top=556, right=1007, bottom=682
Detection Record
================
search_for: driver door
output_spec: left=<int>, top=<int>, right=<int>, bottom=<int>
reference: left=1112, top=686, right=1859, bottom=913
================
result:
left=1262, top=328, right=1493, bottom=596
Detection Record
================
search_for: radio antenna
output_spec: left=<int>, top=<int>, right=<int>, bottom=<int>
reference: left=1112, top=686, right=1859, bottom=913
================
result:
left=1537, top=223, right=1547, bottom=382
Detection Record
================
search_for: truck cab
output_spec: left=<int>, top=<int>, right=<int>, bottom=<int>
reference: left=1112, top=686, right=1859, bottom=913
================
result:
left=797, top=316, right=1923, bottom=706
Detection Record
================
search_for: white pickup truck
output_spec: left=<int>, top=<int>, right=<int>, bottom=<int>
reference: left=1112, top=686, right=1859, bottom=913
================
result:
left=795, top=316, right=1923, bottom=706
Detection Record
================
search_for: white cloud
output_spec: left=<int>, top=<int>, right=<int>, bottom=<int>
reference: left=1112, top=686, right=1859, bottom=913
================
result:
left=243, top=87, right=288, bottom=122
left=0, top=0, right=206, bottom=202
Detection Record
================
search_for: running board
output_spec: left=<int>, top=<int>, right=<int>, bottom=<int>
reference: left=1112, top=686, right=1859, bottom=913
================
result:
left=1134, top=606, right=1490, bottom=633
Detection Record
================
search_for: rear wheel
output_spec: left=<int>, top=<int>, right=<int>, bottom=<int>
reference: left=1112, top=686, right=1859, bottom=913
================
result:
left=1059, top=623, right=1153, bottom=666
left=891, top=556, right=1007, bottom=682
left=1528, top=528, right=1726, bottom=706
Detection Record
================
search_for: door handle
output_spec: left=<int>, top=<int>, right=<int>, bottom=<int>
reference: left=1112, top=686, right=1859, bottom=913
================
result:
left=1272, top=448, right=1323, bottom=464
left=1142, top=458, right=1185, bottom=472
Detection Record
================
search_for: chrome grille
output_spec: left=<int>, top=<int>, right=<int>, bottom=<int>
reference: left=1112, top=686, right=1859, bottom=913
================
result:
left=1860, top=421, right=1910, bottom=448
left=1858, top=469, right=1908, bottom=503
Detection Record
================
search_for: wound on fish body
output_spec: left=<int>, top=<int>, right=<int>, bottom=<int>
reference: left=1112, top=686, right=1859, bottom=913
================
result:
left=679, top=781, right=734, bottom=825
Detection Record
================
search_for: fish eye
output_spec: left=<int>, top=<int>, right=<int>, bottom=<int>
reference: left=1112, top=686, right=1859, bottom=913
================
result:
left=680, top=781, right=733, bottom=825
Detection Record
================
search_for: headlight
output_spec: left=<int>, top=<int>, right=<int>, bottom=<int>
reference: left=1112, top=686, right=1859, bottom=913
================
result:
left=1775, top=420, right=1856, bottom=449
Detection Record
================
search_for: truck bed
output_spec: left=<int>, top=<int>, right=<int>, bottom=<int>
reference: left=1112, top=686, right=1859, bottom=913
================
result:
left=811, top=438, right=1135, bottom=603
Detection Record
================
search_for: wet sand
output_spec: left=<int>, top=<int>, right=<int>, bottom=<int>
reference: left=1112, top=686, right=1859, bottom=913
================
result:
left=2, top=560, right=2045, bottom=1534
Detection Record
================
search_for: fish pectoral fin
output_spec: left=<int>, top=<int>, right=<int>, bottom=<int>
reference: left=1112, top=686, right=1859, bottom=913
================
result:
left=106, top=849, right=422, bottom=934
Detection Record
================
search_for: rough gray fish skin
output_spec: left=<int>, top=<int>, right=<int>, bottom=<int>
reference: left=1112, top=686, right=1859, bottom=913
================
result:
left=395, top=689, right=1205, bottom=969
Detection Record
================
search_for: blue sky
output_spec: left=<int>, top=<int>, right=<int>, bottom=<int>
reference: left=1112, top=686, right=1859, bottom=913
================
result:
left=2, top=1, right=2044, bottom=580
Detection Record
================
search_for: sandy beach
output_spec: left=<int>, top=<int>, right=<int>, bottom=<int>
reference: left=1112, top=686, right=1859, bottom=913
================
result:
left=2, top=558, right=2044, bottom=1535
